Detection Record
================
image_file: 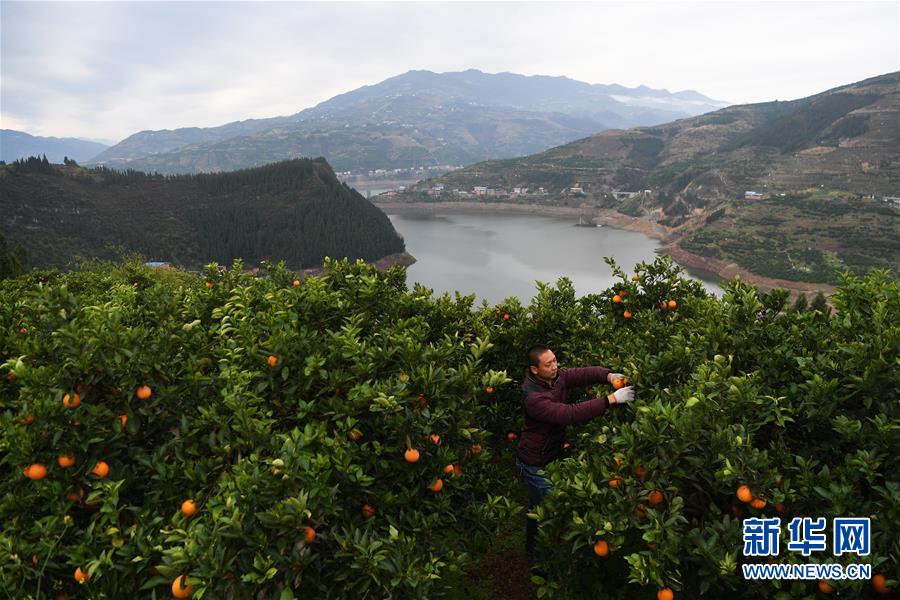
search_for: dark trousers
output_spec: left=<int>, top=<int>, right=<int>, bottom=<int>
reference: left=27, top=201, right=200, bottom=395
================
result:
left=515, top=457, right=552, bottom=565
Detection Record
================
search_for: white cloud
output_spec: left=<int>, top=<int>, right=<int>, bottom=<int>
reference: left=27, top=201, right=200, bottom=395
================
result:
left=2, top=1, right=897, bottom=141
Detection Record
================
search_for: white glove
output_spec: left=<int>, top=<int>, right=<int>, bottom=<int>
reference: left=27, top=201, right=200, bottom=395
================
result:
left=607, top=372, right=625, bottom=384
left=611, top=386, right=635, bottom=404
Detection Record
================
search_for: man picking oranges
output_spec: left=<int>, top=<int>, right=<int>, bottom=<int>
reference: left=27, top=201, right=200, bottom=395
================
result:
left=515, top=344, right=634, bottom=575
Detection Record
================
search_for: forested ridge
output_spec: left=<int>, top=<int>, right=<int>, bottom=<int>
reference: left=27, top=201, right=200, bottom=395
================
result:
left=0, top=157, right=405, bottom=270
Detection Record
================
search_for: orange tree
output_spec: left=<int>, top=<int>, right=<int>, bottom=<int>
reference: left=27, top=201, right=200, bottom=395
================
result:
left=0, top=258, right=517, bottom=598
left=521, top=265, right=898, bottom=598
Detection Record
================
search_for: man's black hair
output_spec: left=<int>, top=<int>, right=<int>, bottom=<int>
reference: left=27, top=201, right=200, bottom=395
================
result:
left=526, top=345, right=551, bottom=368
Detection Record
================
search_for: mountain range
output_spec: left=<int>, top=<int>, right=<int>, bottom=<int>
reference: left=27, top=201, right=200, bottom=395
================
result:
left=88, top=69, right=728, bottom=174
left=411, top=72, right=899, bottom=206
left=0, top=130, right=110, bottom=164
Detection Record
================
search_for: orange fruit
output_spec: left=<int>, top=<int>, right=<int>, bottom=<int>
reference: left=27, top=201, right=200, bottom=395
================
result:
left=136, top=385, right=152, bottom=400
left=181, top=499, right=197, bottom=517
left=120, top=414, right=128, bottom=427
left=775, top=503, right=786, bottom=513
left=612, top=295, right=622, bottom=304
left=404, top=448, right=420, bottom=463
left=872, top=574, right=891, bottom=594
left=635, top=503, right=647, bottom=519
left=817, top=580, right=833, bottom=594
left=635, top=466, right=647, bottom=478
left=657, top=588, right=674, bottom=600
left=443, top=464, right=455, bottom=474
left=19, top=415, right=35, bottom=426
left=608, top=475, right=623, bottom=488
left=74, top=567, right=89, bottom=583
left=292, top=279, right=301, bottom=286
left=430, top=433, right=441, bottom=444
left=736, top=485, right=753, bottom=503
left=593, top=539, right=609, bottom=556
left=267, top=355, right=278, bottom=368
left=452, top=465, right=464, bottom=476
left=623, top=310, right=633, bottom=319
left=58, top=455, right=76, bottom=468
left=171, top=575, right=193, bottom=598
left=495, top=309, right=501, bottom=314
left=649, top=490, right=664, bottom=505
left=503, top=313, right=510, bottom=320
left=361, top=503, right=376, bottom=518
left=470, top=444, right=482, bottom=455
left=631, top=274, right=640, bottom=281
left=507, top=432, right=518, bottom=441
left=612, top=377, right=627, bottom=390
left=66, top=487, right=85, bottom=502
left=619, top=290, right=628, bottom=297
left=347, top=429, right=362, bottom=442
left=668, top=300, right=677, bottom=310
left=751, top=498, right=767, bottom=509
left=305, top=526, right=316, bottom=544
left=205, top=281, right=213, bottom=289
left=563, top=442, right=571, bottom=449
left=62, top=393, right=81, bottom=409
left=91, top=461, right=109, bottom=478
left=429, top=478, right=444, bottom=492
left=24, top=463, right=48, bottom=480
left=486, top=386, right=494, bottom=393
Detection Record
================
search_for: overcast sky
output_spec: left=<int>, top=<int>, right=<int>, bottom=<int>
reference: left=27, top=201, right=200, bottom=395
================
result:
left=2, top=1, right=898, bottom=144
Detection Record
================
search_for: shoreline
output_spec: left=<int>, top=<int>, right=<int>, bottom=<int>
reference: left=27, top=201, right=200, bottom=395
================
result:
left=299, top=251, right=417, bottom=277
left=376, top=201, right=836, bottom=298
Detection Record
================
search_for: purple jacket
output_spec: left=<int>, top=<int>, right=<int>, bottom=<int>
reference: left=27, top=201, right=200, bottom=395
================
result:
left=516, top=366, right=611, bottom=467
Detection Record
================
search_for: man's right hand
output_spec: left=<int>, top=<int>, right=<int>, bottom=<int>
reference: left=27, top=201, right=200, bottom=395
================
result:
left=609, top=386, right=635, bottom=405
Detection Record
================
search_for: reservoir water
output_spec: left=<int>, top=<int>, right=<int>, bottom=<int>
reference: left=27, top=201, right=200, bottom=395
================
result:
left=386, top=211, right=723, bottom=305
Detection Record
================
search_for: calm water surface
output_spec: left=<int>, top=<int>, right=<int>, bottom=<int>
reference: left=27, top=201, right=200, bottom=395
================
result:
left=387, top=212, right=723, bottom=305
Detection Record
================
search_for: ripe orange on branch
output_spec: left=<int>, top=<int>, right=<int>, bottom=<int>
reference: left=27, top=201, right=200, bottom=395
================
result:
left=817, top=580, right=834, bottom=594
left=612, top=377, right=628, bottom=390
left=91, top=461, right=109, bottom=478
left=74, top=567, right=89, bottom=583
left=429, top=478, right=444, bottom=492
left=58, top=454, right=76, bottom=468
left=404, top=448, right=420, bottom=463
left=305, top=526, right=316, bottom=544
left=62, top=393, right=81, bottom=409
left=872, top=574, right=891, bottom=594
left=736, top=485, right=753, bottom=503
left=267, top=355, right=279, bottom=368
left=361, top=503, right=376, bottom=519
left=612, top=295, right=622, bottom=304
left=172, top=575, right=193, bottom=598
left=649, top=490, right=664, bottom=505
left=181, top=499, right=197, bottom=517
left=24, top=463, right=47, bottom=480
left=135, top=385, right=152, bottom=400
left=657, top=588, right=674, bottom=600
left=593, top=539, right=609, bottom=557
